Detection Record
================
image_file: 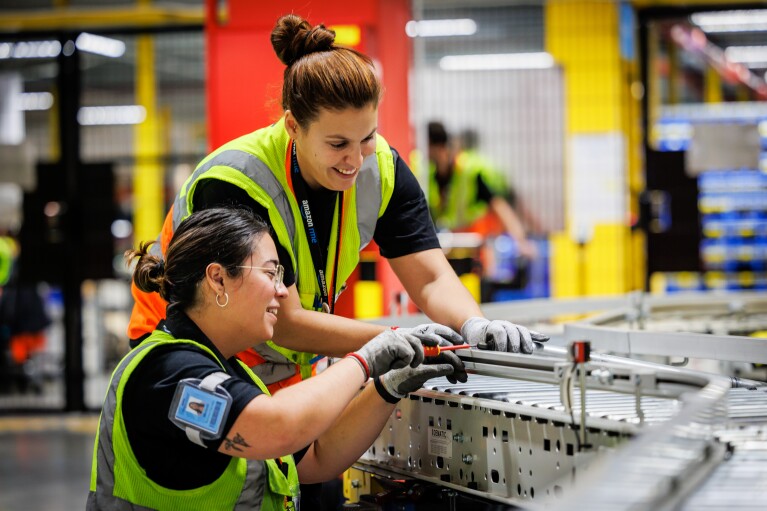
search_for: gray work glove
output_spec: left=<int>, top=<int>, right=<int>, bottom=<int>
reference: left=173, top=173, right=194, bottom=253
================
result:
left=352, top=329, right=424, bottom=379
left=424, top=344, right=469, bottom=385
left=376, top=354, right=467, bottom=401
left=461, top=317, right=549, bottom=354
left=392, top=325, right=468, bottom=384
left=395, top=323, right=464, bottom=346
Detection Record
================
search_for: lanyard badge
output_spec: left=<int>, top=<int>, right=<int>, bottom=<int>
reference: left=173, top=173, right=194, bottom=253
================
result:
left=290, top=142, right=343, bottom=314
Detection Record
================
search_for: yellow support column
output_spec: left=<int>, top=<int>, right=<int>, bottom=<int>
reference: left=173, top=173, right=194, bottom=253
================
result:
left=354, top=281, right=383, bottom=319
left=667, top=43, right=679, bottom=105
left=459, top=272, right=482, bottom=303
left=546, top=1, right=641, bottom=297
left=704, top=65, right=723, bottom=104
left=133, top=31, right=164, bottom=245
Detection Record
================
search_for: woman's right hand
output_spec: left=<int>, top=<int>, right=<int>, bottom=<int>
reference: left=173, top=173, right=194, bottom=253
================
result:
left=350, top=329, right=425, bottom=379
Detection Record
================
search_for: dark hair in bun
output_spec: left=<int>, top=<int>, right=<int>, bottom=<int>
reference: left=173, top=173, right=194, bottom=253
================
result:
left=271, top=13, right=335, bottom=66
left=271, top=13, right=382, bottom=127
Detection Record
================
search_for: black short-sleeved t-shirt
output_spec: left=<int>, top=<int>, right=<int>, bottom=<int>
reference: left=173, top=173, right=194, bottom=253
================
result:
left=192, top=147, right=440, bottom=287
left=121, top=310, right=264, bottom=490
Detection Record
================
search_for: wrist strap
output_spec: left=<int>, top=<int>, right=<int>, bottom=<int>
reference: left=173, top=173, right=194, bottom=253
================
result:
left=345, top=353, right=370, bottom=380
left=374, top=377, right=401, bottom=404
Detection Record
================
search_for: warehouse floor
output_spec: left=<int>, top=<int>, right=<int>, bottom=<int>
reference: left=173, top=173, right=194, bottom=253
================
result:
left=0, top=415, right=97, bottom=511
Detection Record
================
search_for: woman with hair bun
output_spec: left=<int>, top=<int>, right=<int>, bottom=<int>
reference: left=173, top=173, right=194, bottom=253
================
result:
left=128, top=14, right=545, bottom=506
left=128, top=13, right=543, bottom=398
left=125, top=15, right=545, bottom=505
left=88, top=207, right=463, bottom=510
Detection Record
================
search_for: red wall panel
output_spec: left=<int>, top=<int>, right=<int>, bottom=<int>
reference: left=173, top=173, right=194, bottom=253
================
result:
left=206, top=0, right=411, bottom=153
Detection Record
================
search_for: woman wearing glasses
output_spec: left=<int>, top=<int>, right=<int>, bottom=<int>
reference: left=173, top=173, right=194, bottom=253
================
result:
left=128, top=13, right=545, bottom=392
left=88, top=207, right=464, bottom=510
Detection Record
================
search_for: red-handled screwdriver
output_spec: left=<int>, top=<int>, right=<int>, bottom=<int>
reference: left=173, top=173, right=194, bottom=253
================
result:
left=423, top=344, right=471, bottom=357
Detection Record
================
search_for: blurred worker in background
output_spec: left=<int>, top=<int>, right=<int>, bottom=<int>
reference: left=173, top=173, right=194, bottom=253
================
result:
left=0, top=231, right=50, bottom=393
left=88, top=206, right=465, bottom=510
left=128, top=13, right=546, bottom=392
left=427, top=121, right=538, bottom=260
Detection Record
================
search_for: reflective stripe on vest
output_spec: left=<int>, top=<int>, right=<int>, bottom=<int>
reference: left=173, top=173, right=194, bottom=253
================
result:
left=163, top=119, right=395, bottom=384
left=87, top=334, right=297, bottom=510
left=174, top=148, right=298, bottom=257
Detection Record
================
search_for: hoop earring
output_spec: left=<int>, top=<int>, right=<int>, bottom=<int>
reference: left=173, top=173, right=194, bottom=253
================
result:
left=216, top=292, right=229, bottom=308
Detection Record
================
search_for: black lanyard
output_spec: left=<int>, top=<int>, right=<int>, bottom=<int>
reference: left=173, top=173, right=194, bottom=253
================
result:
left=290, top=142, right=343, bottom=314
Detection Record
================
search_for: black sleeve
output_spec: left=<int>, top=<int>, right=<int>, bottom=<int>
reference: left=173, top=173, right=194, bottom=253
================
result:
left=475, top=173, right=495, bottom=204
left=193, top=179, right=296, bottom=286
left=122, top=345, right=263, bottom=489
left=373, top=149, right=441, bottom=259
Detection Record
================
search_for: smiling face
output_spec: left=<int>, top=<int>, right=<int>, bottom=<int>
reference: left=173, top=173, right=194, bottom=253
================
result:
left=226, top=235, right=287, bottom=345
left=285, top=104, right=378, bottom=191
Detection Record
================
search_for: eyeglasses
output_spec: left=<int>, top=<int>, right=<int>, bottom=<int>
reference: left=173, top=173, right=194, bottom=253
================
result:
left=237, top=264, right=285, bottom=290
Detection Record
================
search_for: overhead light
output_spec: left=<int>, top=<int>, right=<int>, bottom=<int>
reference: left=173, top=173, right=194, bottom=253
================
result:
left=78, top=105, right=146, bottom=125
left=20, top=92, right=54, bottom=111
left=111, top=219, right=133, bottom=238
left=439, top=52, right=554, bottom=71
left=0, top=35, right=125, bottom=60
left=0, top=40, right=61, bottom=59
left=75, top=33, right=125, bottom=58
left=691, top=10, right=767, bottom=33
left=725, top=46, right=767, bottom=67
left=406, top=19, right=477, bottom=38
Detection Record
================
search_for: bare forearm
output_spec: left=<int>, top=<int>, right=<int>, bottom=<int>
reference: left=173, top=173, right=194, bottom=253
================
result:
left=220, top=359, right=367, bottom=459
left=416, top=271, right=482, bottom=330
left=298, top=383, right=394, bottom=483
left=390, top=249, right=482, bottom=332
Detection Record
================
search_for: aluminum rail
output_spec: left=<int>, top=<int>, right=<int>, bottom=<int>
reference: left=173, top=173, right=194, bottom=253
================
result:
left=367, top=294, right=632, bottom=328
left=463, top=346, right=724, bottom=398
left=681, top=425, right=767, bottom=510
left=552, top=368, right=732, bottom=510
left=369, top=292, right=767, bottom=364
left=368, top=291, right=767, bottom=328
left=563, top=293, right=767, bottom=364
left=565, top=323, right=767, bottom=364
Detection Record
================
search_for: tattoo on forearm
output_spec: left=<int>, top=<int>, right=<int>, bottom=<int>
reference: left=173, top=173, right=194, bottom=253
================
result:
left=223, top=432, right=250, bottom=452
